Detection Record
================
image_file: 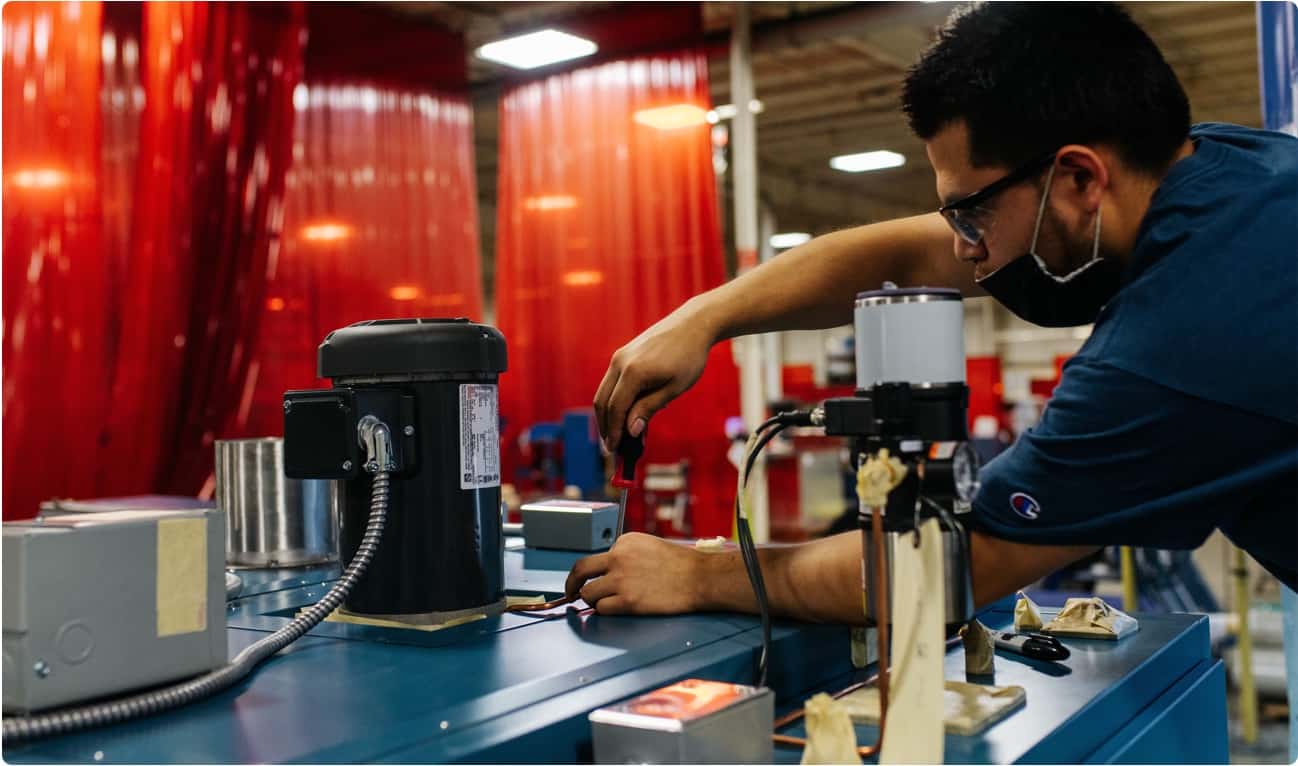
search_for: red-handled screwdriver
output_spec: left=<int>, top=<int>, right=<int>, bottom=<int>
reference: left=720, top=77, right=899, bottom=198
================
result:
left=611, top=431, right=645, bottom=540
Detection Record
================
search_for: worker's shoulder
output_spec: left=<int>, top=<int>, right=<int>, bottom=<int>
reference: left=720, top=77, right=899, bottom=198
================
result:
left=1132, top=123, right=1296, bottom=272
left=1190, top=121, right=1298, bottom=148
left=1086, top=124, right=1298, bottom=426
left=1181, top=123, right=1298, bottom=205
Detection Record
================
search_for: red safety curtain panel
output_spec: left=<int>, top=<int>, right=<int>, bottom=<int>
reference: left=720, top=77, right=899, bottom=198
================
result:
left=2, top=2, right=109, bottom=519
left=102, top=3, right=307, bottom=497
left=229, top=3, right=482, bottom=442
left=233, top=91, right=483, bottom=440
left=495, top=50, right=740, bottom=538
left=3, top=2, right=308, bottom=515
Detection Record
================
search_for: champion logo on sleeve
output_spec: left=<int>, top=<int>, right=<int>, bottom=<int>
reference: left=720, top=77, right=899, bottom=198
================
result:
left=1010, top=492, right=1041, bottom=520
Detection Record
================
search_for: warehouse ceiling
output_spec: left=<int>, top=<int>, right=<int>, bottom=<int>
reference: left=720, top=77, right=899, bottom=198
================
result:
left=380, top=1, right=1263, bottom=295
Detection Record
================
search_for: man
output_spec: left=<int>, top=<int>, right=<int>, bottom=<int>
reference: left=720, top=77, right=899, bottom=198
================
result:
left=566, top=1, right=1297, bottom=635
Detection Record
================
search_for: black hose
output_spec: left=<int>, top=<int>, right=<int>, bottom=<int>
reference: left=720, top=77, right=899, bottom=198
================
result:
left=2, top=471, right=391, bottom=745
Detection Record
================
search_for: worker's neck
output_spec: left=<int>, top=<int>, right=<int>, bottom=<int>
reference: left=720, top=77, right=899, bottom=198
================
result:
left=1109, top=138, right=1195, bottom=257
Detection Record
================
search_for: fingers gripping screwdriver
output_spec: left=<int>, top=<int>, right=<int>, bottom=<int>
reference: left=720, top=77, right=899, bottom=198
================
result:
left=612, top=432, right=645, bottom=540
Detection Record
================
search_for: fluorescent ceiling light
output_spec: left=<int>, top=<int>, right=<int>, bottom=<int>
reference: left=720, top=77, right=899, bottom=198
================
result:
left=829, top=150, right=906, bottom=173
left=634, top=104, right=710, bottom=130
left=475, top=29, right=597, bottom=70
left=769, top=232, right=811, bottom=249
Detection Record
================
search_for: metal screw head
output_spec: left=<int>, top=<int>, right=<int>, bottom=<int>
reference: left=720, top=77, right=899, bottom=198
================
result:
left=342, top=460, right=353, bottom=471
left=685, top=640, right=693, bottom=648
left=33, top=660, right=50, bottom=678
left=93, top=751, right=104, bottom=761
left=578, top=676, right=589, bottom=684
left=283, top=401, right=292, bottom=412
left=403, top=425, right=415, bottom=437
left=439, top=720, right=449, bottom=731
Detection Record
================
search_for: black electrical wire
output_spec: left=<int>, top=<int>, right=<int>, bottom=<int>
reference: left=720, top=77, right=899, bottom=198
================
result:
left=735, top=410, right=813, bottom=687
left=735, top=494, right=772, bottom=686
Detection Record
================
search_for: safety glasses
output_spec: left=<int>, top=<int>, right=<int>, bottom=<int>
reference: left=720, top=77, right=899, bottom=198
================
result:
left=938, top=151, right=1057, bottom=245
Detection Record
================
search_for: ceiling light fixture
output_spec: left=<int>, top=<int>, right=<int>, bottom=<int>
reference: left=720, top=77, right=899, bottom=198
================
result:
left=475, top=29, right=597, bottom=70
left=829, top=150, right=906, bottom=173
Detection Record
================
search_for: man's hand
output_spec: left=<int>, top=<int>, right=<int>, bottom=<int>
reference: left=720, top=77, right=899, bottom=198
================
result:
left=563, top=528, right=1100, bottom=624
left=564, top=533, right=706, bottom=615
left=593, top=299, right=717, bottom=452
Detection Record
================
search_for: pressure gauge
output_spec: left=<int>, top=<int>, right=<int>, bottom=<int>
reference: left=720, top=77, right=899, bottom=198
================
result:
left=952, top=442, right=981, bottom=504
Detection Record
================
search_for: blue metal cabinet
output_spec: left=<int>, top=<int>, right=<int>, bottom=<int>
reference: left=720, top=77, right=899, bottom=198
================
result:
left=5, top=553, right=1226, bottom=764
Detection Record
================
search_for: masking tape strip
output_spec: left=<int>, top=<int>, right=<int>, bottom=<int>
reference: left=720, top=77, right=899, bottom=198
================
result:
left=156, top=518, right=208, bottom=637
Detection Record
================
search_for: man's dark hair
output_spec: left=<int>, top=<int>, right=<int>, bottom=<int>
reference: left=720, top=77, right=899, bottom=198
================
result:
left=902, top=2, right=1191, bottom=174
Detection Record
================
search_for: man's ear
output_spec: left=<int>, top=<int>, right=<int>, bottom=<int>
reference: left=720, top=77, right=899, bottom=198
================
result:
left=1055, top=145, right=1108, bottom=211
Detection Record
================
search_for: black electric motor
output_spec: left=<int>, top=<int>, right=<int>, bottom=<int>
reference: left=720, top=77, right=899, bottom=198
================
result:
left=282, top=318, right=508, bottom=622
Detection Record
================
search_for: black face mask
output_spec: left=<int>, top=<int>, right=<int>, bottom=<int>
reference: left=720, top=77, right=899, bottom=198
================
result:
left=975, top=164, right=1124, bottom=327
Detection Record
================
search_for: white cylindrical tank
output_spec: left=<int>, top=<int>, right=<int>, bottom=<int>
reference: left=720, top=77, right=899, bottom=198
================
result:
left=854, top=286, right=966, bottom=388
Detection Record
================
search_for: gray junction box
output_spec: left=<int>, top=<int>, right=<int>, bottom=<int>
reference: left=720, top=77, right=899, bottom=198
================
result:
left=3, top=508, right=227, bottom=714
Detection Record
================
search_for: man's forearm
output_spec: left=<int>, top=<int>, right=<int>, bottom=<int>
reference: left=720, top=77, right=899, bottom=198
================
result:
left=691, top=530, right=1099, bottom=624
left=690, top=213, right=970, bottom=343
left=694, top=533, right=867, bottom=624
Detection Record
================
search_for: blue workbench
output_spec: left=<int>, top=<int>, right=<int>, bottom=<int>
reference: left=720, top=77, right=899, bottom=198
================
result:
left=5, top=545, right=1226, bottom=764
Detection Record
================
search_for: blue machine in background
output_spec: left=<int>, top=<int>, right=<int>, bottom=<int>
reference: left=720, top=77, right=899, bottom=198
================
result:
left=518, top=409, right=605, bottom=498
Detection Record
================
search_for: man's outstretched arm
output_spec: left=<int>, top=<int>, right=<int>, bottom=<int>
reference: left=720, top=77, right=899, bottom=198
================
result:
left=593, top=213, right=973, bottom=451
left=565, top=530, right=1097, bottom=623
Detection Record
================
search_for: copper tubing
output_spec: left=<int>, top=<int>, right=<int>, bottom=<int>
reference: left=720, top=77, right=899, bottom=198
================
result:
left=505, top=594, right=578, bottom=612
left=771, top=508, right=891, bottom=758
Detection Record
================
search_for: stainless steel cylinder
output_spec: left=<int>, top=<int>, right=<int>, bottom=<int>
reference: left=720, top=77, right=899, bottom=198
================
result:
left=216, top=437, right=339, bottom=569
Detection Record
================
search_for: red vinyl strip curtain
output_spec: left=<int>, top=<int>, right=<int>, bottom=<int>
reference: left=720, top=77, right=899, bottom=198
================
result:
left=2, top=2, right=109, bottom=518
left=495, top=51, right=740, bottom=537
left=232, top=82, right=484, bottom=439
left=109, top=3, right=306, bottom=496
left=2, top=2, right=307, bottom=517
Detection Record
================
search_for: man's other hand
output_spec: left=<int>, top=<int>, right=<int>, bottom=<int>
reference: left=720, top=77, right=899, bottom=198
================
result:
left=564, top=532, right=705, bottom=615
